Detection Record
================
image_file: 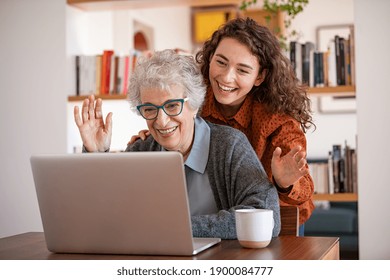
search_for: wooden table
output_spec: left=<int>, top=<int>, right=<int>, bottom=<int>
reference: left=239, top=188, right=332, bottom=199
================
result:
left=0, top=232, right=339, bottom=260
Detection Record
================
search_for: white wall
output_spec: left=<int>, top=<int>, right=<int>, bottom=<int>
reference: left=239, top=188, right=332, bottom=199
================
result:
left=355, top=0, right=390, bottom=259
left=0, top=0, right=67, bottom=237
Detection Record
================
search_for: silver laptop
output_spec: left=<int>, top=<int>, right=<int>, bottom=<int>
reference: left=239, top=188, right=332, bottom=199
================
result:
left=30, top=152, right=220, bottom=256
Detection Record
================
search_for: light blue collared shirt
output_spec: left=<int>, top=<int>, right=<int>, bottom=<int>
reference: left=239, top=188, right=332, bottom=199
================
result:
left=184, top=117, right=218, bottom=215
left=162, top=117, right=217, bottom=215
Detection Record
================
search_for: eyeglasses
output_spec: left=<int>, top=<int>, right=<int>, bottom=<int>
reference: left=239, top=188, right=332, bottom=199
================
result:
left=136, top=98, right=189, bottom=120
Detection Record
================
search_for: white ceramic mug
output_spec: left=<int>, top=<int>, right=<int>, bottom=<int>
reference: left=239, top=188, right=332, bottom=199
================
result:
left=235, top=209, right=274, bottom=249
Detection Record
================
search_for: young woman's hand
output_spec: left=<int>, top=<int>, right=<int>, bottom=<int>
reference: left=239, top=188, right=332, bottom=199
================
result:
left=127, top=129, right=150, bottom=145
left=271, top=145, right=309, bottom=189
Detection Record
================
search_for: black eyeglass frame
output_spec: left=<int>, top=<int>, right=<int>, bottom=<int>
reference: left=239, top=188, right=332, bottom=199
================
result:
left=136, top=98, right=189, bottom=120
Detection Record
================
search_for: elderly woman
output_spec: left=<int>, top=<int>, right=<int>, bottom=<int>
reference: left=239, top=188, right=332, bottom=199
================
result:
left=74, top=49, right=280, bottom=239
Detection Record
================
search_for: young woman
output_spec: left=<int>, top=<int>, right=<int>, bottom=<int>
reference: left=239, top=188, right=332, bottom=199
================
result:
left=195, top=17, right=315, bottom=235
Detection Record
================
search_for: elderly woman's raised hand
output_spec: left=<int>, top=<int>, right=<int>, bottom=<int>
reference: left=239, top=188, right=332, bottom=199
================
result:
left=74, top=95, right=113, bottom=152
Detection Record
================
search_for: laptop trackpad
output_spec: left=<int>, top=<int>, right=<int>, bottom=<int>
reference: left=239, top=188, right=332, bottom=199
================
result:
left=192, top=238, right=221, bottom=255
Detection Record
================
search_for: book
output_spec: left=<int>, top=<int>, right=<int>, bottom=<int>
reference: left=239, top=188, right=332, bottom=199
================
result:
left=327, top=39, right=337, bottom=87
left=308, top=160, right=329, bottom=194
left=313, top=52, right=320, bottom=86
left=332, top=144, right=342, bottom=193
left=290, top=41, right=296, bottom=71
left=116, top=55, right=125, bottom=94
left=322, top=51, right=329, bottom=87
left=302, top=42, right=315, bottom=86
left=289, top=41, right=303, bottom=81
left=309, top=47, right=315, bottom=87
left=295, top=42, right=303, bottom=82
left=86, top=55, right=96, bottom=95
left=343, top=38, right=351, bottom=85
left=75, top=55, right=80, bottom=95
left=79, top=55, right=86, bottom=95
left=349, top=25, right=356, bottom=86
left=327, top=151, right=334, bottom=194
left=343, top=143, right=358, bottom=194
left=313, top=52, right=324, bottom=87
left=338, top=157, right=345, bottom=193
left=95, top=55, right=102, bottom=95
left=338, top=37, right=346, bottom=85
left=100, top=50, right=114, bottom=94
left=335, top=35, right=342, bottom=86
left=122, top=55, right=130, bottom=95
left=109, top=54, right=116, bottom=94
left=75, top=56, right=80, bottom=96
left=351, top=149, right=358, bottom=193
left=79, top=55, right=96, bottom=95
left=113, top=56, right=119, bottom=94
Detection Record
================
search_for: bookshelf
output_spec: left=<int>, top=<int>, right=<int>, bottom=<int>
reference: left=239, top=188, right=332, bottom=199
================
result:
left=67, top=0, right=356, bottom=100
left=67, top=0, right=242, bottom=10
left=313, top=193, right=357, bottom=202
left=68, top=94, right=127, bottom=101
left=68, top=85, right=355, bottom=101
left=308, top=85, right=355, bottom=96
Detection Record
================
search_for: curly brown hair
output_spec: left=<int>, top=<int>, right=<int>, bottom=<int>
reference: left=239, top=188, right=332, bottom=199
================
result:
left=195, top=17, right=314, bottom=132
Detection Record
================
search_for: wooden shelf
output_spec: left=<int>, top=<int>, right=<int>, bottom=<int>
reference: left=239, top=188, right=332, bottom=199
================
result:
left=67, top=0, right=241, bottom=11
left=308, top=85, right=355, bottom=96
left=313, top=193, right=358, bottom=202
left=68, top=86, right=355, bottom=101
left=68, top=85, right=356, bottom=101
left=68, top=94, right=127, bottom=101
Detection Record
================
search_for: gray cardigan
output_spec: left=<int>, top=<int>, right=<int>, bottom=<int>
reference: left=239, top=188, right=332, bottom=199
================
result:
left=126, top=120, right=280, bottom=239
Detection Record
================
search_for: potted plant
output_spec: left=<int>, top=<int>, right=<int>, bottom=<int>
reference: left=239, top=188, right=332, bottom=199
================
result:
left=240, top=0, right=309, bottom=50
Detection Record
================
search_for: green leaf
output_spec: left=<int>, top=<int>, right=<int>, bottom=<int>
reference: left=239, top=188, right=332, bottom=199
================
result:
left=240, top=0, right=309, bottom=51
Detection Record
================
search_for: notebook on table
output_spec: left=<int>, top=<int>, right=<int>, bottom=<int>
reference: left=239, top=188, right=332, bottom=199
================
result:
left=30, top=152, right=221, bottom=256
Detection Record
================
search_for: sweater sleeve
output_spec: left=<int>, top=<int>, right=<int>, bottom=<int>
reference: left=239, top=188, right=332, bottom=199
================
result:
left=191, top=185, right=280, bottom=239
left=260, top=118, right=315, bottom=224
left=191, top=124, right=281, bottom=239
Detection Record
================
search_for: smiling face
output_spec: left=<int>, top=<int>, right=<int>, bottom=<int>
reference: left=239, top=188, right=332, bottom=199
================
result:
left=140, top=85, right=197, bottom=157
left=209, top=37, right=265, bottom=116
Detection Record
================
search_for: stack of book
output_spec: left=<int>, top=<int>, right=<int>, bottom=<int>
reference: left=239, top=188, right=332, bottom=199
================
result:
left=308, top=142, right=358, bottom=194
left=75, top=49, right=142, bottom=96
left=289, top=25, right=355, bottom=87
